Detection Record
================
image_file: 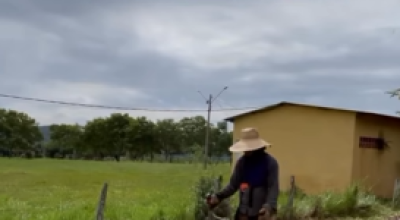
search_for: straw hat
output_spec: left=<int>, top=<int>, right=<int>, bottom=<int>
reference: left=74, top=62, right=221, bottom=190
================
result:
left=229, top=127, right=271, bottom=152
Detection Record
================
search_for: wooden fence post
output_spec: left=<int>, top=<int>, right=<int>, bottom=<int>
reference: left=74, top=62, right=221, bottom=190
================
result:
left=392, top=178, right=400, bottom=208
left=283, top=176, right=296, bottom=219
left=215, top=175, right=223, bottom=190
left=95, top=182, right=108, bottom=220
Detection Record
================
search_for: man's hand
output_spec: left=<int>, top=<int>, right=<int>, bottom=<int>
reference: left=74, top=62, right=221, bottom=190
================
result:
left=258, top=206, right=276, bottom=220
left=258, top=207, right=270, bottom=220
left=206, top=194, right=220, bottom=208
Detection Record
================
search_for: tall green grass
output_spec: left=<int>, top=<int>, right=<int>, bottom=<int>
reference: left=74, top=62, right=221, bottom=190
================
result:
left=0, top=158, right=398, bottom=219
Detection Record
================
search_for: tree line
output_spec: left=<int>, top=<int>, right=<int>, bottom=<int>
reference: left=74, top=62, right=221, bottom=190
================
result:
left=0, top=108, right=233, bottom=162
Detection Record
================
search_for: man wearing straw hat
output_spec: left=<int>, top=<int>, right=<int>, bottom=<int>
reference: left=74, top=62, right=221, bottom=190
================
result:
left=208, top=127, right=279, bottom=220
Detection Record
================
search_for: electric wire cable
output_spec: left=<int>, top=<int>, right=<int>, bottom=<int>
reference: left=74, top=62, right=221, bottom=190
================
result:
left=0, top=93, right=260, bottom=112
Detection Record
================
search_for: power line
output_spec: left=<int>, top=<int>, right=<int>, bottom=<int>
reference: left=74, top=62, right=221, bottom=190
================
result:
left=0, top=93, right=260, bottom=112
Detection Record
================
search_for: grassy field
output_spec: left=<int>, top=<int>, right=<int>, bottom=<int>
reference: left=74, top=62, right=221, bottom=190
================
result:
left=1, top=158, right=399, bottom=220
left=0, top=158, right=230, bottom=220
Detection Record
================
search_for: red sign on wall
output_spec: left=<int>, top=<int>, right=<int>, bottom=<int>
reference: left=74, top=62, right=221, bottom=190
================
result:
left=359, top=136, right=380, bottom=149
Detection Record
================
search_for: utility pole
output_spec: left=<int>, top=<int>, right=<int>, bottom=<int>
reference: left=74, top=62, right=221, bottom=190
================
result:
left=204, top=94, right=212, bottom=170
left=198, top=86, right=228, bottom=170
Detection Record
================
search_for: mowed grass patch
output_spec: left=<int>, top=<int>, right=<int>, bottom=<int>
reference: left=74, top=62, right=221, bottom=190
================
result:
left=0, top=158, right=230, bottom=220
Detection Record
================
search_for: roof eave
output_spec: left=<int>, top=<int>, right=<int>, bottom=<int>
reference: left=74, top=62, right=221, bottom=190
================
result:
left=224, top=117, right=235, bottom=122
left=223, top=102, right=285, bottom=123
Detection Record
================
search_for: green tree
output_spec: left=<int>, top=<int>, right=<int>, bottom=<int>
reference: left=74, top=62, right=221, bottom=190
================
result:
left=155, top=119, right=181, bottom=162
left=387, top=88, right=400, bottom=114
left=81, top=117, right=109, bottom=159
left=387, top=88, right=400, bottom=98
left=0, top=107, right=234, bottom=162
left=210, top=121, right=232, bottom=157
left=127, top=116, right=157, bottom=161
left=179, top=116, right=207, bottom=153
left=105, top=113, right=132, bottom=161
left=47, top=123, right=83, bottom=158
left=0, top=109, right=10, bottom=151
left=0, top=108, right=43, bottom=157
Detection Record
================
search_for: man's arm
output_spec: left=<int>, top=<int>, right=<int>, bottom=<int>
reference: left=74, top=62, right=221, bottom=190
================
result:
left=215, top=159, right=243, bottom=200
left=263, top=157, right=279, bottom=212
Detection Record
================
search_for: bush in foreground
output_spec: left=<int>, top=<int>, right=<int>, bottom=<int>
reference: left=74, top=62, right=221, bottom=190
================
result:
left=150, top=174, right=232, bottom=220
left=150, top=175, right=386, bottom=220
left=280, top=184, right=382, bottom=219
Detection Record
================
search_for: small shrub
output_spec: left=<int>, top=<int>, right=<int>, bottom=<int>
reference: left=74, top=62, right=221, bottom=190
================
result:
left=308, top=184, right=379, bottom=218
left=194, top=175, right=215, bottom=220
left=276, top=184, right=382, bottom=219
left=319, top=184, right=359, bottom=217
left=193, top=175, right=231, bottom=220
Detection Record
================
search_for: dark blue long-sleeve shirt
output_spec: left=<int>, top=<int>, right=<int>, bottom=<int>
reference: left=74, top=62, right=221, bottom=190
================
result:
left=216, top=152, right=279, bottom=212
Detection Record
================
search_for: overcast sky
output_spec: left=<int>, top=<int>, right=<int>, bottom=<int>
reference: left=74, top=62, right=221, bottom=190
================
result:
left=1, top=0, right=400, bottom=125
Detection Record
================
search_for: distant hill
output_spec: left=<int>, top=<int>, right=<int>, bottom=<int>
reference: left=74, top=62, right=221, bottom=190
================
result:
left=39, top=126, right=51, bottom=142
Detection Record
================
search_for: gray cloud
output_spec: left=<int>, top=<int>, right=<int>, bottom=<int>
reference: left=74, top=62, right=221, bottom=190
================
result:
left=1, top=0, right=400, bottom=125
